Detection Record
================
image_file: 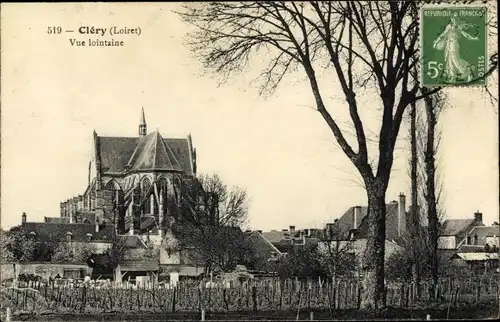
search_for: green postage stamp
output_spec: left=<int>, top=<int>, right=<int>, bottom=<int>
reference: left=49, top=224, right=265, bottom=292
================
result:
left=420, top=5, right=488, bottom=87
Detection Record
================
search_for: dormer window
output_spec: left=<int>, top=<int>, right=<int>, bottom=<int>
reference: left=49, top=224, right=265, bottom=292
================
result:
left=66, top=232, right=73, bottom=242
left=86, top=233, right=92, bottom=241
left=474, top=234, right=478, bottom=245
left=466, top=235, right=471, bottom=245
left=29, top=231, right=36, bottom=240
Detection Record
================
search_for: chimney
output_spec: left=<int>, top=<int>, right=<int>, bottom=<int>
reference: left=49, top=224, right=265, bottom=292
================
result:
left=398, top=193, right=407, bottom=237
left=474, top=211, right=483, bottom=223
left=289, top=225, right=295, bottom=233
left=95, top=217, right=100, bottom=233
left=353, top=206, right=361, bottom=229
left=22, top=212, right=27, bottom=224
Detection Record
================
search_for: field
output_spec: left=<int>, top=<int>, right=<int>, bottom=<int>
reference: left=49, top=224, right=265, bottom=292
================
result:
left=1, top=277, right=499, bottom=320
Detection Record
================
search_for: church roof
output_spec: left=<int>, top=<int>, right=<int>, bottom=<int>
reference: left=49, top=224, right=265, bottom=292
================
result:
left=127, top=131, right=183, bottom=172
left=97, top=135, right=193, bottom=175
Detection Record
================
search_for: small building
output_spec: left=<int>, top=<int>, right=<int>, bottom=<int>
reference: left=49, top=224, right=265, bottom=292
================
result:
left=450, top=252, right=499, bottom=274
left=438, top=211, right=485, bottom=250
left=118, top=260, right=159, bottom=286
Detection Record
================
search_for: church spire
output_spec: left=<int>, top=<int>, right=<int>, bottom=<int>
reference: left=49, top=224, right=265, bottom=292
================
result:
left=139, top=107, right=147, bottom=137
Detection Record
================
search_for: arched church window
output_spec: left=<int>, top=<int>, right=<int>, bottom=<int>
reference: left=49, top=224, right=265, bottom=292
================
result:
left=141, top=177, right=152, bottom=214
left=105, top=180, right=121, bottom=191
left=157, top=177, right=168, bottom=215
left=66, top=232, right=73, bottom=242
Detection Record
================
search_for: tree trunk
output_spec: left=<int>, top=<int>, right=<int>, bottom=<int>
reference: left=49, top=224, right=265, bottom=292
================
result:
left=423, top=89, right=439, bottom=299
left=410, top=100, right=421, bottom=298
left=360, top=180, right=387, bottom=310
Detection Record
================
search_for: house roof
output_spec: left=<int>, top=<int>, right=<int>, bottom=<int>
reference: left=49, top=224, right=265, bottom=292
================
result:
left=457, top=245, right=488, bottom=253
left=466, top=225, right=500, bottom=245
left=261, top=230, right=290, bottom=244
left=245, top=231, right=283, bottom=256
left=18, top=222, right=115, bottom=242
left=439, top=219, right=483, bottom=236
left=120, top=260, right=159, bottom=272
left=336, top=202, right=402, bottom=241
left=452, top=252, right=499, bottom=261
left=119, top=235, right=147, bottom=249
left=97, top=135, right=193, bottom=175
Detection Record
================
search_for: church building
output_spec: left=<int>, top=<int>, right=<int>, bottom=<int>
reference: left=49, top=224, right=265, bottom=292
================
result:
left=57, top=108, right=200, bottom=238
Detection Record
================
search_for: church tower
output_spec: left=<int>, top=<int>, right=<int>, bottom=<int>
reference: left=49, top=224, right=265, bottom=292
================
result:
left=139, top=107, right=147, bottom=137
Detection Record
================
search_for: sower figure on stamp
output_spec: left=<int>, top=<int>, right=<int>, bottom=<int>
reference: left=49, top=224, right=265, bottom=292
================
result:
left=433, top=16, right=479, bottom=83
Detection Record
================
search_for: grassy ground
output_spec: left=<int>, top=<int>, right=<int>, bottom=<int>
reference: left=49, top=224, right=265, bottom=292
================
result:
left=7, top=304, right=499, bottom=321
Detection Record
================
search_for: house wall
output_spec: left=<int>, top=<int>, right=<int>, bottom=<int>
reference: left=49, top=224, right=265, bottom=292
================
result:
left=72, top=241, right=111, bottom=254
left=317, top=239, right=403, bottom=265
left=438, top=236, right=456, bottom=249
left=486, top=236, right=499, bottom=247
left=12, top=263, right=92, bottom=280
left=160, top=247, right=181, bottom=265
left=0, top=263, right=16, bottom=282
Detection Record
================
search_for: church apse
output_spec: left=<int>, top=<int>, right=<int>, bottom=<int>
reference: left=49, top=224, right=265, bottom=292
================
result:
left=59, top=108, right=198, bottom=237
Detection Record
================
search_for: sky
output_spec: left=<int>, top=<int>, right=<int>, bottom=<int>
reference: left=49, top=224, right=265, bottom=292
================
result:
left=1, top=3, right=498, bottom=231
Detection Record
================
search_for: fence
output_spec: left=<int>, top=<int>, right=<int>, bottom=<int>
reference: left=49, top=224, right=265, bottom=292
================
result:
left=1, top=277, right=498, bottom=317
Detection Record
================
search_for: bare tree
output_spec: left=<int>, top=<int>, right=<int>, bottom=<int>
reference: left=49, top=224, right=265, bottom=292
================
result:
left=178, top=1, right=498, bottom=309
left=174, top=173, right=251, bottom=273
left=420, top=88, right=447, bottom=299
left=318, top=220, right=356, bottom=284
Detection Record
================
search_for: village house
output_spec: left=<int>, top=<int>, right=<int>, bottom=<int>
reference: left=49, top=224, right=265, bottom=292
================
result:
left=316, top=193, right=408, bottom=270
left=444, top=222, right=500, bottom=273
left=243, top=230, right=284, bottom=272
left=437, top=211, right=485, bottom=250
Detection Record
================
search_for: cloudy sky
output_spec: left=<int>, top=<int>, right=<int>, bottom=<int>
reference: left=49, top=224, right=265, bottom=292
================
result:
left=1, top=3, right=498, bottom=230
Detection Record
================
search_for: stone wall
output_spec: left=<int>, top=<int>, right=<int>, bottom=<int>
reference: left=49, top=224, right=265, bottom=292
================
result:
left=2, top=263, right=92, bottom=281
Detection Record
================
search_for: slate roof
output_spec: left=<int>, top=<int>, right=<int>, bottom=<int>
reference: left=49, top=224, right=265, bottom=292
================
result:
left=466, top=225, right=500, bottom=245
left=358, top=202, right=402, bottom=240
left=119, top=235, right=147, bottom=249
left=457, top=245, right=488, bottom=253
left=261, top=230, right=291, bottom=244
left=97, top=135, right=193, bottom=175
left=127, top=131, right=183, bottom=172
left=331, top=202, right=403, bottom=241
left=439, top=219, right=483, bottom=236
left=18, top=222, right=115, bottom=242
left=245, top=231, right=282, bottom=256
left=120, top=260, right=159, bottom=272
